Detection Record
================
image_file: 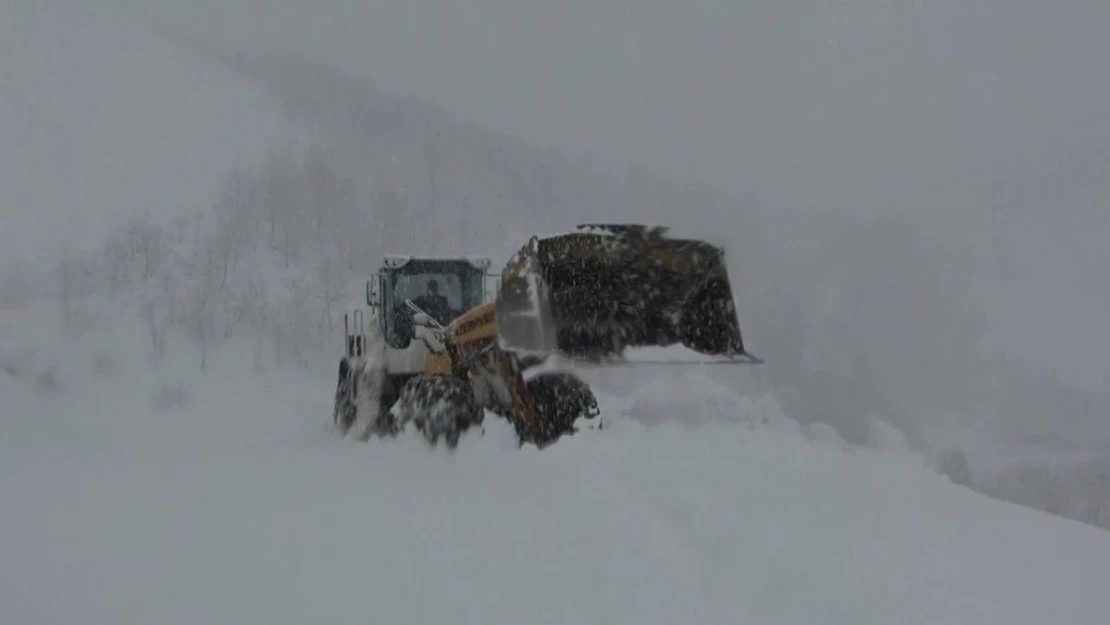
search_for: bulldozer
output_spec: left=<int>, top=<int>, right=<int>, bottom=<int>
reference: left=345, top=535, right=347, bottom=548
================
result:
left=333, top=224, right=761, bottom=448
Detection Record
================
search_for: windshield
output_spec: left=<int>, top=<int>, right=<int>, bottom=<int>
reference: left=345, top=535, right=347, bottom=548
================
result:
left=392, top=273, right=469, bottom=311
left=382, top=261, right=486, bottom=345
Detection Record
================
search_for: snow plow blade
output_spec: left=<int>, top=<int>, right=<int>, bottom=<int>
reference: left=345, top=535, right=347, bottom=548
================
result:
left=496, top=224, right=761, bottom=364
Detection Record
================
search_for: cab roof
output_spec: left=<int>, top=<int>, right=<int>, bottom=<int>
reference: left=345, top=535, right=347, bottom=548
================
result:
left=380, top=255, right=492, bottom=271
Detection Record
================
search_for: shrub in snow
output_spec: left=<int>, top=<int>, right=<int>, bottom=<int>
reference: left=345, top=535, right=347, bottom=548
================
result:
left=152, top=383, right=189, bottom=410
left=803, top=422, right=851, bottom=451
left=89, top=350, right=121, bottom=377
left=2, top=355, right=24, bottom=379
left=0, top=262, right=37, bottom=310
left=976, top=457, right=1110, bottom=531
left=935, top=449, right=974, bottom=488
left=865, top=414, right=910, bottom=453
left=35, top=365, right=61, bottom=395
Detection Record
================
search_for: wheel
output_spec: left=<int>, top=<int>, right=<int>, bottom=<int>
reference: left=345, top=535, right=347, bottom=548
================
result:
left=391, top=374, right=484, bottom=448
left=524, top=372, right=600, bottom=446
left=333, top=357, right=392, bottom=441
left=333, top=357, right=358, bottom=435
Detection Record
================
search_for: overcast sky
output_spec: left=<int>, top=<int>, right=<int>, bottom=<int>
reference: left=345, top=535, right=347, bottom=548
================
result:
left=5, top=0, right=1109, bottom=389
left=1, top=0, right=300, bottom=264
left=107, top=1, right=1109, bottom=237
left=13, top=0, right=1109, bottom=247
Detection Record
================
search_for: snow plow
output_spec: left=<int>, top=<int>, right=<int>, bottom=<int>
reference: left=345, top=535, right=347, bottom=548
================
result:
left=497, top=224, right=760, bottom=363
left=333, top=224, right=760, bottom=449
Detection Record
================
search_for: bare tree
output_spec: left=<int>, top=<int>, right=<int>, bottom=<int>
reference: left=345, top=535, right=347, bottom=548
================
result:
left=141, top=298, right=168, bottom=364
left=1, top=261, right=37, bottom=311
left=183, top=241, right=224, bottom=371
left=124, top=215, right=166, bottom=282
left=261, top=142, right=303, bottom=248
left=314, top=252, right=349, bottom=333
left=190, top=282, right=214, bottom=371
left=103, top=228, right=133, bottom=289
left=59, top=251, right=74, bottom=336
left=211, top=170, right=255, bottom=290
left=171, top=215, right=190, bottom=243
left=57, top=251, right=97, bottom=337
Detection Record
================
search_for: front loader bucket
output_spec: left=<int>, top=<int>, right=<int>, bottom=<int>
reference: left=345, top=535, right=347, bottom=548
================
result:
left=497, top=224, right=758, bottom=363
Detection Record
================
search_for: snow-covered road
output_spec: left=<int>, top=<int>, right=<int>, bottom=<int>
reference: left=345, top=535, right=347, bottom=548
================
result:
left=3, top=348, right=1109, bottom=625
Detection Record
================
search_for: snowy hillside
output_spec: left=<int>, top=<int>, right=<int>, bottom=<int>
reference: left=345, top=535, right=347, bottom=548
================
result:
left=0, top=5, right=302, bottom=266
left=4, top=294, right=1110, bottom=625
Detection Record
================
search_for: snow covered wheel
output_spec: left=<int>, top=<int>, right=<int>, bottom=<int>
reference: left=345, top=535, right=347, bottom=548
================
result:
left=390, top=374, right=484, bottom=448
left=333, top=357, right=359, bottom=436
left=525, top=372, right=600, bottom=446
left=333, top=357, right=392, bottom=441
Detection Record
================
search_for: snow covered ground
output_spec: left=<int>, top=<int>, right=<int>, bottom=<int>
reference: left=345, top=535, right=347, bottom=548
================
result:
left=3, top=301, right=1110, bottom=625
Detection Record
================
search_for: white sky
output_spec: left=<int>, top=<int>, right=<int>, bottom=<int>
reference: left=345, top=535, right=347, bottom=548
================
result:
left=110, top=0, right=1110, bottom=237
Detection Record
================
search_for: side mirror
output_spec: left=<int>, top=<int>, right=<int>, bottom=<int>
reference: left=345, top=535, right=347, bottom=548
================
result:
left=366, top=274, right=380, bottom=307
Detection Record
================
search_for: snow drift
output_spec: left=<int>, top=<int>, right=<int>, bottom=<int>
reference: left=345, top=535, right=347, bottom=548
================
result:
left=2, top=319, right=1110, bottom=625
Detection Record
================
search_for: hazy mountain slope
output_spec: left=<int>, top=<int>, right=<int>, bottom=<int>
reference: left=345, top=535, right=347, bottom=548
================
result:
left=0, top=5, right=303, bottom=266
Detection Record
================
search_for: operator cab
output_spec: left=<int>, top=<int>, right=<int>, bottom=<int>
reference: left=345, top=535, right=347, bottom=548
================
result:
left=368, top=256, right=493, bottom=349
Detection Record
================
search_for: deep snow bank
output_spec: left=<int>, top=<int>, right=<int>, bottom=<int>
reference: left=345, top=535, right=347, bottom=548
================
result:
left=3, top=325, right=1110, bottom=625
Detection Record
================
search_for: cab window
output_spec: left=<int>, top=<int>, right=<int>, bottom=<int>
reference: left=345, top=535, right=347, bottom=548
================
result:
left=381, top=263, right=485, bottom=346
